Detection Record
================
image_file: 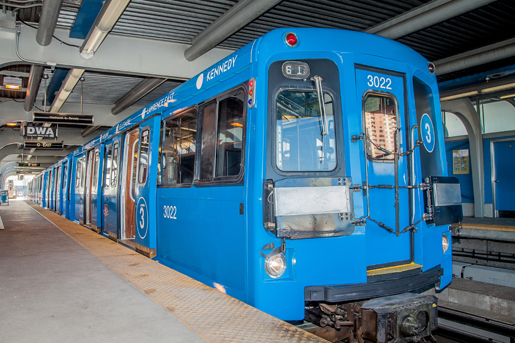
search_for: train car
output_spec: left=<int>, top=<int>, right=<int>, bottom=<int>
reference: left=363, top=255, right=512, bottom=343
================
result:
left=33, top=28, right=463, bottom=343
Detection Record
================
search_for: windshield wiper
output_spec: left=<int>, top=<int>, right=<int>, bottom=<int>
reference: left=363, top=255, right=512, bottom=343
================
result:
left=311, top=75, right=328, bottom=136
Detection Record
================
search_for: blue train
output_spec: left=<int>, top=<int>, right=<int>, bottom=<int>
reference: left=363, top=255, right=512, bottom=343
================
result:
left=28, top=28, right=462, bottom=343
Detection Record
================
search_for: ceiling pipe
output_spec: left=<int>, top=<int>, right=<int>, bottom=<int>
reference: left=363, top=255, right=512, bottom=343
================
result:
left=435, top=38, right=515, bottom=76
left=50, top=68, right=85, bottom=113
left=24, top=65, right=44, bottom=111
left=80, top=0, right=131, bottom=59
left=81, top=125, right=101, bottom=137
left=111, top=78, right=166, bottom=115
left=367, top=0, right=496, bottom=40
left=36, top=0, right=64, bottom=46
left=184, top=0, right=282, bottom=61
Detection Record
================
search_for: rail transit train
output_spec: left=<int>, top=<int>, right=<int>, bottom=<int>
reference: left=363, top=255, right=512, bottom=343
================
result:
left=29, top=28, right=463, bottom=343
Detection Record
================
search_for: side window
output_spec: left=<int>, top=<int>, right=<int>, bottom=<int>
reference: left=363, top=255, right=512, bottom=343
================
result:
left=111, top=142, right=119, bottom=187
left=215, top=92, right=245, bottom=177
left=161, top=107, right=198, bottom=185
left=75, top=159, right=82, bottom=189
left=81, top=158, right=86, bottom=187
left=92, top=150, right=99, bottom=191
left=363, top=93, right=398, bottom=161
left=138, top=128, right=150, bottom=185
left=62, top=165, right=67, bottom=190
left=198, top=86, right=247, bottom=182
left=104, top=145, right=112, bottom=189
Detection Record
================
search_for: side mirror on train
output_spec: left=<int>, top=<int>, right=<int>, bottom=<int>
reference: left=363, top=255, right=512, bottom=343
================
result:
left=424, top=176, right=463, bottom=226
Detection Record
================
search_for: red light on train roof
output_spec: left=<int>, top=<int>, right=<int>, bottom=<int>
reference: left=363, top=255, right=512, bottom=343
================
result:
left=285, top=32, right=298, bottom=47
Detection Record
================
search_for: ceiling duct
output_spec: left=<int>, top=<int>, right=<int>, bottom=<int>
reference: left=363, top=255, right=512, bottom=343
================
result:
left=184, top=0, right=282, bottom=61
left=36, top=0, right=64, bottom=46
left=24, top=65, right=44, bottom=111
left=367, top=0, right=496, bottom=40
left=111, top=78, right=166, bottom=115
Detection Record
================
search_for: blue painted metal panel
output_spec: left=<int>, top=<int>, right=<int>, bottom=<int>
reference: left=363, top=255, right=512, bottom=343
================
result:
left=494, top=139, right=515, bottom=212
left=69, top=0, right=103, bottom=39
left=45, top=68, right=68, bottom=105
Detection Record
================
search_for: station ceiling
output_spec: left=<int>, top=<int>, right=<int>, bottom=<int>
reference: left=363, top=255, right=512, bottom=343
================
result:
left=0, top=0, right=514, bottom=176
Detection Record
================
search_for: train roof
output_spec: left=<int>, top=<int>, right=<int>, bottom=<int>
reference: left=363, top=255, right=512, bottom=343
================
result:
left=42, top=27, right=431, bottom=173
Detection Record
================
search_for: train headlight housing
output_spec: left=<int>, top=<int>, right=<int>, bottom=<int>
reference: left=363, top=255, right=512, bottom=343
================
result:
left=265, top=253, right=287, bottom=278
left=442, top=234, right=449, bottom=253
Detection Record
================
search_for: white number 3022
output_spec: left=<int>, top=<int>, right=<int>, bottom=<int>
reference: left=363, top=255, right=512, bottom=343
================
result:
left=367, top=75, right=392, bottom=90
left=163, top=205, right=177, bottom=219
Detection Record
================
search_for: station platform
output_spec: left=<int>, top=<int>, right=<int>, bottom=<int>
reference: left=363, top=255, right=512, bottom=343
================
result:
left=452, top=217, right=515, bottom=242
left=0, top=200, right=326, bottom=343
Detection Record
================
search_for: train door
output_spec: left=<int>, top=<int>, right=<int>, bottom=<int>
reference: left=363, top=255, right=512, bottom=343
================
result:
left=90, top=148, right=102, bottom=230
left=134, top=118, right=160, bottom=257
left=75, top=155, right=86, bottom=223
left=56, top=165, right=62, bottom=213
left=121, top=128, right=139, bottom=242
left=102, top=137, right=122, bottom=240
left=492, top=139, right=515, bottom=218
left=46, top=170, right=52, bottom=208
left=356, top=67, right=411, bottom=268
left=62, top=162, right=68, bottom=218
left=84, top=150, right=95, bottom=225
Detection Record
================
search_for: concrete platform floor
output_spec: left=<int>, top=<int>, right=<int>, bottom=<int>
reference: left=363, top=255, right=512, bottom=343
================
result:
left=0, top=200, right=207, bottom=343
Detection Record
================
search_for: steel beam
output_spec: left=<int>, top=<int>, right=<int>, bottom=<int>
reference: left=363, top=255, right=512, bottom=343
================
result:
left=0, top=25, right=232, bottom=79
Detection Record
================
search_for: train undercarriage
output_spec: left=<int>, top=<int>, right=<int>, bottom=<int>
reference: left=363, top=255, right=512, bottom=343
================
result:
left=303, top=293, right=438, bottom=343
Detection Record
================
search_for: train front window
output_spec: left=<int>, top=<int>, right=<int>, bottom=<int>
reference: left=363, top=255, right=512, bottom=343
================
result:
left=275, top=90, right=336, bottom=172
left=363, top=94, right=398, bottom=161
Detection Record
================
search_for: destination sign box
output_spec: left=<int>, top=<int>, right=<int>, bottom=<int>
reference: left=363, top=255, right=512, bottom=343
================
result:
left=23, top=141, right=64, bottom=149
left=33, top=112, right=94, bottom=125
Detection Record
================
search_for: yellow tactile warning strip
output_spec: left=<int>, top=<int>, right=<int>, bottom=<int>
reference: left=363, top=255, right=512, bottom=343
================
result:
left=451, top=222, right=515, bottom=232
left=27, top=202, right=327, bottom=343
left=367, top=262, right=422, bottom=276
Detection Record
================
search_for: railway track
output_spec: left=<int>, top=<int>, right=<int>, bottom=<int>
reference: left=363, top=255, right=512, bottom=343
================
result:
left=435, top=302, right=515, bottom=343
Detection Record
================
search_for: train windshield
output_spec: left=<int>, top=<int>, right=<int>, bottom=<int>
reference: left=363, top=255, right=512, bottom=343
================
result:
left=275, top=90, right=336, bottom=172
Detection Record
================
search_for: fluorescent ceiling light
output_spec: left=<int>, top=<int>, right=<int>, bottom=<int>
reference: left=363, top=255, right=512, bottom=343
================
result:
left=482, top=82, right=515, bottom=93
left=440, top=91, right=479, bottom=101
left=500, top=93, right=515, bottom=99
left=80, top=0, right=131, bottom=59
left=3, top=76, right=22, bottom=90
left=50, top=68, right=85, bottom=113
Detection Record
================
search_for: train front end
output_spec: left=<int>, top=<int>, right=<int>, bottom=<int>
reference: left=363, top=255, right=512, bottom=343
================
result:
left=250, top=29, right=463, bottom=342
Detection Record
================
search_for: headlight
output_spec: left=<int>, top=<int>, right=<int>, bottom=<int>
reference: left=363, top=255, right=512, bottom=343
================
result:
left=442, top=234, right=449, bottom=253
left=265, top=253, right=287, bottom=278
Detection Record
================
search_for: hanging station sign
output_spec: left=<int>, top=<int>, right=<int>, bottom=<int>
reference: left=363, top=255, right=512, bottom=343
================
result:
left=23, top=141, right=64, bottom=150
left=23, top=122, right=58, bottom=138
left=32, top=112, right=94, bottom=125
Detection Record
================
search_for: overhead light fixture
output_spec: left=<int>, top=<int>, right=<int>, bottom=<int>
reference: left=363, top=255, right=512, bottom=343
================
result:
left=3, top=76, right=22, bottom=90
left=80, top=0, right=131, bottom=59
left=482, top=82, right=515, bottom=93
left=50, top=68, right=85, bottom=113
left=440, top=91, right=479, bottom=102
